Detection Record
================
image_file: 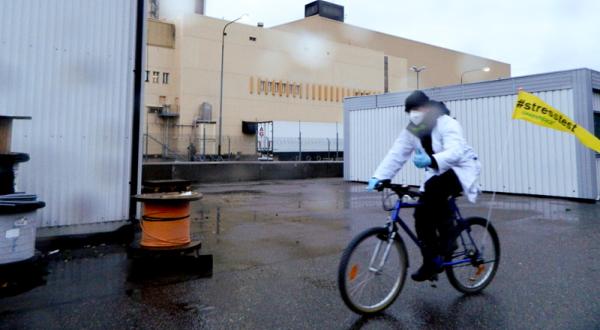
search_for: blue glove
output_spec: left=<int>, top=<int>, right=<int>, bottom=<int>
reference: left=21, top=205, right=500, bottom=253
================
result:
left=366, top=177, right=380, bottom=191
left=413, top=148, right=432, bottom=168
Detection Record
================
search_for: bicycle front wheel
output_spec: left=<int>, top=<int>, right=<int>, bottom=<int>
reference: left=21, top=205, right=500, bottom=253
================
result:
left=338, top=227, right=408, bottom=315
left=445, top=217, right=500, bottom=294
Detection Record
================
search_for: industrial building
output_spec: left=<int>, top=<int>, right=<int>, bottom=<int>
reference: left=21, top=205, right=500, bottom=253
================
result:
left=1, top=0, right=515, bottom=237
left=144, top=0, right=510, bottom=158
left=344, top=68, right=600, bottom=200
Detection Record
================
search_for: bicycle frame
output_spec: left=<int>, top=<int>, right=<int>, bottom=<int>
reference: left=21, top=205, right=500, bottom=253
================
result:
left=387, top=197, right=479, bottom=268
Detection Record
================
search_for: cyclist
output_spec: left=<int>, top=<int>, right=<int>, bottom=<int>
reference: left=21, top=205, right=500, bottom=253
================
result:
left=367, top=90, right=481, bottom=282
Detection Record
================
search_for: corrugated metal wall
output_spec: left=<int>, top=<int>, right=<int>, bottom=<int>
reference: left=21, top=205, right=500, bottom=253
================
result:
left=1, top=1, right=138, bottom=230
left=346, top=89, right=584, bottom=198
left=595, top=92, right=600, bottom=199
left=592, top=71, right=600, bottom=90
left=593, top=92, right=600, bottom=111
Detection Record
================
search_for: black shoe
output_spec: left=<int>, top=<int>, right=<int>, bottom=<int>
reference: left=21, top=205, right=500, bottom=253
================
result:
left=411, top=258, right=443, bottom=282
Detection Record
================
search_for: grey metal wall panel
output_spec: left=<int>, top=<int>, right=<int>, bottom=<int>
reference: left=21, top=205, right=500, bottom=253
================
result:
left=591, top=71, right=600, bottom=90
left=343, top=106, right=350, bottom=179
left=346, top=90, right=582, bottom=198
left=344, top=95, right=377, bottom=111
left=375, top=93, right=407, bottom=109
left=1, top=1, right=138, bottom=229
left=345, top=70, right=588, bottom=113
left=571, top=69, right=597, bottom=199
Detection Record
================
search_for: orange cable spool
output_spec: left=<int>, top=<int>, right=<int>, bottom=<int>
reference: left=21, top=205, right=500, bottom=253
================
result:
left=133, top=192, right=202, bottom=248
left=141, top=201, right=191, bottom=247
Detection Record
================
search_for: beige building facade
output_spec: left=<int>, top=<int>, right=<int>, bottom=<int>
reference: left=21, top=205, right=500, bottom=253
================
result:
left=144, top=11, right=510, bottom=158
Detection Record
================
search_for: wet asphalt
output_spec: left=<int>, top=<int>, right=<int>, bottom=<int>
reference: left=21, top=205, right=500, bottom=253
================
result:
left=1, top=178, right=599, bottom=329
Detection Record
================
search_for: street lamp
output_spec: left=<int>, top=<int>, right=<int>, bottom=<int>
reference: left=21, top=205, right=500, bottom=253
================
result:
left=410, top=66, right=426, bottom=89
left=218, top=14, right=248, bottom=156
left=460, top=66, right=490, bottom=84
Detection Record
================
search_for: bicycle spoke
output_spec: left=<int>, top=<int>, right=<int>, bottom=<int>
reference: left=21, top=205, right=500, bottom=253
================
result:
left=445, top=219, right=499, bottom=293
left=339, top=227, right=408, bottom=314
left=349, top=272, right=374, bottom=297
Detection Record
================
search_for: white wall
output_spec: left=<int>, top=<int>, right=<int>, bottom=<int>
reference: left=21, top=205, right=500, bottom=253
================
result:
left=1, top=1, right=139, bottom=231
left=346, top=89, right=582, bottom=198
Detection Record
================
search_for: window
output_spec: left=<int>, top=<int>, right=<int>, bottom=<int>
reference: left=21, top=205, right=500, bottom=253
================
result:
left=162, top=72, right=169, bottom=84
left=259, top=79, right=265, bottom=95
left=594, top=112, right=600, bottom=139
left=145, top=70, right=149, bottom=82
left=268, top=81, right=273, bottom=95
left=152, top=71, right=160, bottom=83
left=249, top=36, right=257, bottom=42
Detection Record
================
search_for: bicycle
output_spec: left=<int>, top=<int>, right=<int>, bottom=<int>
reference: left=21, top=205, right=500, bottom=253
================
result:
left=338, top=179, right=500, bottom=315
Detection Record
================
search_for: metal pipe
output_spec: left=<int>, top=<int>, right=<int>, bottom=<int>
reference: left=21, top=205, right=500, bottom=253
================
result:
left=202, top=125, right=206, bottom=160
left=335, top=122, right=339, bottom=160
left=218, top=15, right=247, bottom=156
left=129, top=0, right=146, bottom=221
left=298, top=121, right=302, bottom=161
left=410, top=66, right=426, bottom=89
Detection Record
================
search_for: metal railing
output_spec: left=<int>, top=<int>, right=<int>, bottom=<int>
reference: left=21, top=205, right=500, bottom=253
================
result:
left=143, top=133, right=344, bottom=162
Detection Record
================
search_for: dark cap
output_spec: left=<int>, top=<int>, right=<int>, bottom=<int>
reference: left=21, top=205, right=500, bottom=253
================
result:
left=404, top=90, right=430, bottom=112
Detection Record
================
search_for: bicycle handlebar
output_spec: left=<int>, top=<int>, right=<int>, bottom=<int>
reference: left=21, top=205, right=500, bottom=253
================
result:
left=375, top=179, right=422, bottom=199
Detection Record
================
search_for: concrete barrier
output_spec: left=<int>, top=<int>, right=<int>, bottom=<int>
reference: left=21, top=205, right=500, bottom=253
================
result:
left=142, top=161, right=343, bottom=183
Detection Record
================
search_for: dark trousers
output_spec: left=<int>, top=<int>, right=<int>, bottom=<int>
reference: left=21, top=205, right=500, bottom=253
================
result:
left=413, top=169, right=463, bottom=261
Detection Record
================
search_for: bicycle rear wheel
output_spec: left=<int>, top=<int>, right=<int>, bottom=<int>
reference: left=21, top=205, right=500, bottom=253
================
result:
left=338, top=227, right=408, bottom=315
left=445, top=217, right=500, bottom=294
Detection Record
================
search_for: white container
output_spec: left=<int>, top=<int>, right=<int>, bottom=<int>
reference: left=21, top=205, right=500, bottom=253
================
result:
left=256, top=121, right=343, bottom=154
left=0, top=211, right=38, bottom=264
left=344, top=68, right=600, bottom=200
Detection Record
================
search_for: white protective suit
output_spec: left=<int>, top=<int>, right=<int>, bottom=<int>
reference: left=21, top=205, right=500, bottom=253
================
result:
left=372, top=115, right=481, bottom=203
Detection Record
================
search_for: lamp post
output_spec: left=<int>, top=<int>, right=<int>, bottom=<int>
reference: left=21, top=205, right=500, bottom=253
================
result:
left=218, top=14, right=248, bottom=156
left=410, top=66, right=426, bottom=89
left=460, top=66, right=490, bottom=84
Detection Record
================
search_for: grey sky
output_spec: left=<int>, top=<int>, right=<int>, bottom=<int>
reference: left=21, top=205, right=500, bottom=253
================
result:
left=204, top=0, right=600, bottom=77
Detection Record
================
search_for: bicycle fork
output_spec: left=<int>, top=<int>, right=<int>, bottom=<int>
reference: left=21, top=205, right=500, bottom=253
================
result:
left=368, top=231, right=396, bottom=273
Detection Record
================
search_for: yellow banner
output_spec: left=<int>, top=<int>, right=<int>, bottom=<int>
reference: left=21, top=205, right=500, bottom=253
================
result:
left=512, top=91, right=600, bottom=153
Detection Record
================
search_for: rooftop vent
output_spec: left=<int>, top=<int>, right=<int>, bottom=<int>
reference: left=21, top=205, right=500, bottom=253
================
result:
left=305, top=1, right=344, bottom=22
